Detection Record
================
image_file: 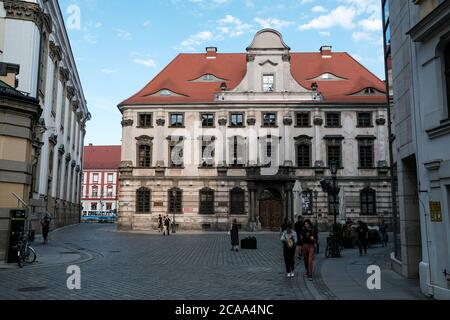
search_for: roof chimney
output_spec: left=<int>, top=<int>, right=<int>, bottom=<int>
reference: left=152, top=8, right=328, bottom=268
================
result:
left=320, top=45, right=332, bottom=58
left=206, top=47, right=217, bottom=59
left=89, top=143, right=93, bottom=146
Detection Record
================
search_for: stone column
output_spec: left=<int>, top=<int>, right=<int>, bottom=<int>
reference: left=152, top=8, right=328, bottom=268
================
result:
left=218, top=115, right=227, bottom=167
left=283, top=113, right=293, bottom=166
left=248, top=186, right=257, bottom=230
left=156, top=114, right=166, bottom=167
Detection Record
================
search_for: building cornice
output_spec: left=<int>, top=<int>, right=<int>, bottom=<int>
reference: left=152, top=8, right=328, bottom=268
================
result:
left=3, top=0, right=41, bottom=26
left=407, top=0, right=450, bottom=42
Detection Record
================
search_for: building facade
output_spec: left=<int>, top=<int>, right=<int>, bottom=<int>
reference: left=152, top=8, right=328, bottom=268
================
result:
left=118, top=29, right=392, bottom=232
left=383, top=0, right=450, bottom=299
left=0, top=0, right=89, bottom=261
left=81, top=145, right=121, bottom=215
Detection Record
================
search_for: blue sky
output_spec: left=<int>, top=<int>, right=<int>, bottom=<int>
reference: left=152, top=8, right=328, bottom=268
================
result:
left=59, top=0, right=385, bottom=146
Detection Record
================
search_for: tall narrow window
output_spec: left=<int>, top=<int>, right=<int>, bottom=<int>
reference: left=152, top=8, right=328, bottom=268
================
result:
left=169, top=113, right=184, bottom=127
left=136, top=187, right=151, bottom=214
left=168, top=188, right=183, bottom=214
left=262, top=113, right=277, bottom=127
left=445, top=43, right=450, bottom=118
left=136, top=136, right=153, bottom=168
left=263, top=74, right=275, bottom=92
left=138, top=113, right=153, bottom=128
left=201, top=137, right=215, bottom=167
left=361, top=188, right=376, bottom=215
left=358, top=138, right=374, bottom=168
left=199, top=188, right=214, bottom=215
left=230, top=113, right=244, bottom=127
left=325, top=112, right=341, bottom=127
left=230, top=187, right=245, bottom=215
left=201, top=113, right=215, bottom=127
left=296, top=112, right=310, bottom=127
left=357, top=112, right=372, bottom=127
left=230, top=136, right=245, bottom=166
left=326, top=138, right=343, bottom=167
left=138, top=145, right=152, bottom=167
left=295, top=136, right=312, bottom=168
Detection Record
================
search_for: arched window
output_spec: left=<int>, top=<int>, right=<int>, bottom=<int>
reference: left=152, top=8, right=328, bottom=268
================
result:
left=230, top=187, right=245, bottom=215
left=136, top=135, right=153, bottom=168
left=199, top=188, right=214, bottom=215
left=295, top=135, right=312, bottom=168
left=136, top=187, right=151, bottom=214
left=360, top=188, right=376, bottom=215
left=445, top=43, right=450, bottom=117
left=168, top=188, right=183, bottom=214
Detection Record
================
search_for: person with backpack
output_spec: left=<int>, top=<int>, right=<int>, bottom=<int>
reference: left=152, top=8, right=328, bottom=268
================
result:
left=280, top=222, right=298, bottom=278
left=300, top=219, right=318, bottom=280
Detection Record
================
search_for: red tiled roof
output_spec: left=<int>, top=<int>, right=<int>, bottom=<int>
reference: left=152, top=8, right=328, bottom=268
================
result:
left=83, top=145, right=121, bottom=170
left=120, top=51, right=387, bottom=106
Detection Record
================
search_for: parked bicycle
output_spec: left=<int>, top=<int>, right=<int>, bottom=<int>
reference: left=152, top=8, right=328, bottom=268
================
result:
left=325, top=233, right=342, bottom=258
left=16, top=234, right=37, bottom=268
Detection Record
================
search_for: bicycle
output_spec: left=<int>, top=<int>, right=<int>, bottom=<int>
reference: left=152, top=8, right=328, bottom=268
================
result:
left=16, top=234, right=37, bottom=268
left=325, top=234, right=342, bottom=258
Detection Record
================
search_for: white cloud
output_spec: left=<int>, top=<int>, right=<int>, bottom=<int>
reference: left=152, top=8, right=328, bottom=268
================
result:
left=94, top=22, right=102, bottom=28
left=299, top=6, right=356, bottom=30
left=352, top=31, right=372, bottom=41
left=83, top=33, right=97, bottom=44
left=100, top=69, right=117, bottom=74
left=311, top=5, right=327, bottom=13
left=300, top=0, right=314, bottom=3
left=117, top=29, right=132, bottom=40
left=179, top=31, right=214, bottom=50
left=217, top=15, right=253, bottom=37
left=133, top=58, right=156, bottom=68
left=244, top=0, right=254, bottom=7
left=142, top=21, right=151, bottom=27
left=254, top=17, right=295, bottom=30
left=319, top=31, right=331, bottom=37
left=358, top=18, right=382, bottom=31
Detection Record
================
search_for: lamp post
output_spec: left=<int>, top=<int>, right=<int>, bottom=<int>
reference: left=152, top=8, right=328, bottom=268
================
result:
left=314, top=190, right=319, bottom=253
left=330, top=160, right=338, bottom=229
left=171, top=189, right=176, bottom=234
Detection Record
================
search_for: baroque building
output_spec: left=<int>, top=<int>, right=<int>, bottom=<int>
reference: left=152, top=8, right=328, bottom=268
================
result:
left=0, top=0, right=89, bottom=261
left=118, top=29, right=391, bottom=232
left=383, top=0, right=450, bottom=299
left=81, top=145, right=121, bottom=216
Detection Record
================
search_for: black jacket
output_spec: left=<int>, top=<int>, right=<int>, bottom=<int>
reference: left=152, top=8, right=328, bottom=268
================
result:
left=299, top=227, right=317, bottom=245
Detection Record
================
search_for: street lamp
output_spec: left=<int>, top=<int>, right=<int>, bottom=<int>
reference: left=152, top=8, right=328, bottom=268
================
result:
left=330, top=160, right=338, bottom=228
left=171, top=189, right=177, bottom=234
left=314, top=190, right=319, bottom=253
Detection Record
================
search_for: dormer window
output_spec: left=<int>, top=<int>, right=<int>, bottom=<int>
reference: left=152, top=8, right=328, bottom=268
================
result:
left=203, top=74, right=214, bottom=81
left=263, top=74, right=275, bottom=92
left=160, top=89, right=172, bottom=96
left=364, top=88, right=376, bottom=94
left=322, top=73, right=333, bottom=80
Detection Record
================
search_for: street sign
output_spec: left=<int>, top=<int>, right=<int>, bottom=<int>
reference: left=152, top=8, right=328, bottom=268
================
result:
left=429, top=202, right=442, bottom=222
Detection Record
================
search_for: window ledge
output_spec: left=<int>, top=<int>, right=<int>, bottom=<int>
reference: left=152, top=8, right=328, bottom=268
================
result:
left=137, top=126, right=154, bottom=129
left=261, top=125, right=279, bottom=128
left=356, top=125, right=374, bottom=128
left=198, top=166, right=216, bottom=169
left=324, top=125, right=342, bottom=128
left=426, top=119, right=450, bottom=139
left=294, top=125, right=312, bottom=128
left=169, top=126, right=185, bottom=129
left=228, top=125, right=246, bottom=128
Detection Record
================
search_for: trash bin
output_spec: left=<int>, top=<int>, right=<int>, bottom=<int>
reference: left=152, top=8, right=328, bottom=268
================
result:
left=7, top=210, right=26, bottom=263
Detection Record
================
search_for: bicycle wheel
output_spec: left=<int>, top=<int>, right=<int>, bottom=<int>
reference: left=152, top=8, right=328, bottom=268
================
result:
left=25, top=246, right=37, bottom=264
left=18, top=251, right=24, bottom=268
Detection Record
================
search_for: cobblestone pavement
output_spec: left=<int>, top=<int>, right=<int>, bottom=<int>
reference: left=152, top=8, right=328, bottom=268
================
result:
left=0, top=224, right=422, bottom=300
left=0, top=224, right=316, bottom=300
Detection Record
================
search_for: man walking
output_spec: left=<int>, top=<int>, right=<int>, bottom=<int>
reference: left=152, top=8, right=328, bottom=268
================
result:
left=356, top=221, right=369, bottom=255
left=294, top=216, right=304, bottom=260
left=163, top=215, right=171, bottom=236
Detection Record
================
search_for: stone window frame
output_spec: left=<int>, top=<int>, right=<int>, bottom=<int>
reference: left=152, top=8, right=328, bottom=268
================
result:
left=229, top=112, right=245, bottom=128
left=360, top=187, right=377, bottom=215
left=199, top=187, right=215, bottom=215
left=137, top=113, right=153, bottom=128
left=357, top=112, right=373, bottom=127
left=136, top=187, right=151, bottom=214
left=200, top=112, right=215, bottom=128
left=295, top=135, right=313, bottom=168
left=169, top=113, right=185, bottom=128
left=325, top=112, right=341, bottom=128
left=230, top=187, right=245, bottom=215
left=295, top=112, right=311, bottom=127
left=199, top=136, right=216, bottom=168
left=325, top=137, right=344, bottom=168
left=262, top=112, right=278, bottom=127
left=262, top=73, right=275, bottom=92
left=229, top=135, right=247, bottom=167
left=168, top=187, right=183, bottom=214
left=357, top=136, right=376, bottom=169
left=167, top=136, right=184, bottom=168
left=135, top=135, right=153, bottom=168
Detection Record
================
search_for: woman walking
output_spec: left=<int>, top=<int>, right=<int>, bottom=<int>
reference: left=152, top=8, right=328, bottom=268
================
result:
left=230, top=219, right=240, bottom=252
left=280, top=222, right=298, bottom=278
left=300, top=219, right=318, bottom=280
left=40, top=213, right=51, bottom=245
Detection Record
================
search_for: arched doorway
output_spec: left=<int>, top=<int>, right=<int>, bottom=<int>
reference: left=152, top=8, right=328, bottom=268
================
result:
left=259, top=188, right=283, bottom=230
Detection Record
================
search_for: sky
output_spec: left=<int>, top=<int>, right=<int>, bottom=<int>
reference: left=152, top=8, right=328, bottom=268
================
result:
left=59, top=0, right=386, bottom=146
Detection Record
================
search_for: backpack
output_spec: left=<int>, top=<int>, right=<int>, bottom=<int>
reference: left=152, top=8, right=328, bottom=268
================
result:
left=287, top=236, right=295, bottom=249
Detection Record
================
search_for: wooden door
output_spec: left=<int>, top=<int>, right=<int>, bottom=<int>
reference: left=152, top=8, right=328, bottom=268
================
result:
left=259, top=200, right=283, bottom=230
